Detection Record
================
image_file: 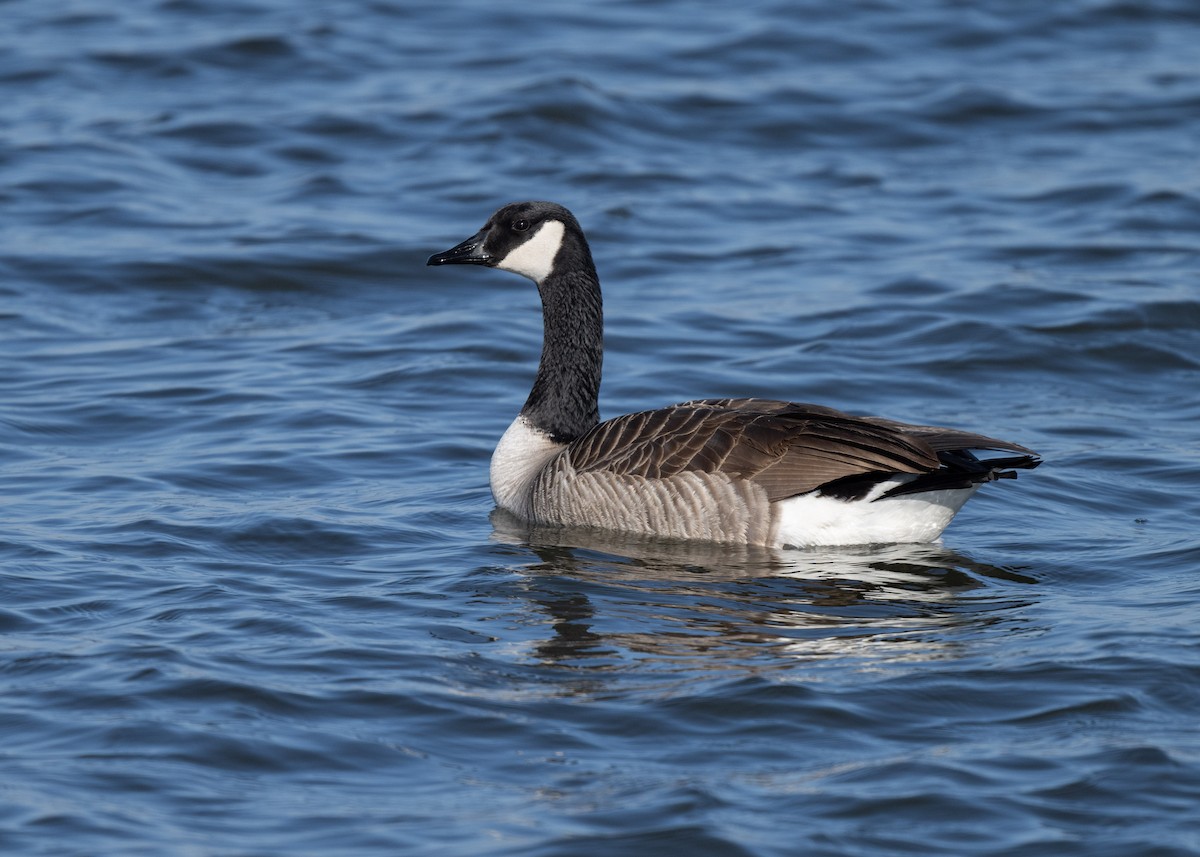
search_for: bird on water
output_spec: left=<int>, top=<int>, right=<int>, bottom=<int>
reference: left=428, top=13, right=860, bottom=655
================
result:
left=427, top=201, right=1040, bottom=547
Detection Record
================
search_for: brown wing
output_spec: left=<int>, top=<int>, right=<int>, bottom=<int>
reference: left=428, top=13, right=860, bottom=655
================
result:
left=691, top=398, right=1040, bottom=457
left=857, top=415, right=1038, bottom=455
left=565, top=398, right=942, bottom=502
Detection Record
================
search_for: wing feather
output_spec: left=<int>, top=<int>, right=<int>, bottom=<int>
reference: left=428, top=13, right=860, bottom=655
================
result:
left=566, top=398, right=949, bottom=502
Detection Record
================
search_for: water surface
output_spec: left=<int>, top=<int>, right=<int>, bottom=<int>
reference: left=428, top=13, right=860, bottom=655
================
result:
left=2, top=1, right=1199, bottom=855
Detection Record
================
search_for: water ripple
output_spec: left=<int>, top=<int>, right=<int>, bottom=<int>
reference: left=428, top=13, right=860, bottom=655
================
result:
left=3, top=1, right=1199, bottom=855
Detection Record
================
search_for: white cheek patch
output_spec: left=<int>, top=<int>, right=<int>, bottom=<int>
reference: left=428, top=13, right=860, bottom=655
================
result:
left=495, top=220, right=564, bottom=283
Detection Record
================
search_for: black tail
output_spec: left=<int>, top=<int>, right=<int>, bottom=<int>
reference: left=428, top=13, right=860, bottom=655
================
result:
left=879, top=448, right=1041, bottom=499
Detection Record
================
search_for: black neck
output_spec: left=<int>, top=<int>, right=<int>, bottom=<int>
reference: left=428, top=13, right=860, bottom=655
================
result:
left=521, top=264, right=604, bottom=444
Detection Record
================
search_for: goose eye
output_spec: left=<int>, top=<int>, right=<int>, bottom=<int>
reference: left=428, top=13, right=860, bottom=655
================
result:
left=512, top=219, right=530, bottom=232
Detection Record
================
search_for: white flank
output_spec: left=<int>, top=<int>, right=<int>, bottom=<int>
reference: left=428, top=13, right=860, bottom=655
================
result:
left=772, top=482, right=980, bottom=548
left=495, top=220, right=565, bottom=283
left=490, top=415, right=565, bottom=517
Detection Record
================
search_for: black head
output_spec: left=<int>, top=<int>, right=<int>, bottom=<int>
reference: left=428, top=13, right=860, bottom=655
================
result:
left=426, top=201, right=582, bottom=283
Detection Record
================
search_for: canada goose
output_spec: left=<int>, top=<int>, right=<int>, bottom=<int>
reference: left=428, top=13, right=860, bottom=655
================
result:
left=427, top=201, right=1040, bottom=547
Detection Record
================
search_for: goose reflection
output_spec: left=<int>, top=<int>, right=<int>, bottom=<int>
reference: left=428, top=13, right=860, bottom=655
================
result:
left=489, top=509, right=1036, bottom=670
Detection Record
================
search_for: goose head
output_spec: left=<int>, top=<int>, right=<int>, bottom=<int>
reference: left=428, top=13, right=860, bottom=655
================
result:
left=426, top=200, right=581, bottom=284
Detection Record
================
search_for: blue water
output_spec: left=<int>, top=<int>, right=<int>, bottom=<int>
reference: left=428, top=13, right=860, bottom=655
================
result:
left=3, top=1, right=1200, bottom=855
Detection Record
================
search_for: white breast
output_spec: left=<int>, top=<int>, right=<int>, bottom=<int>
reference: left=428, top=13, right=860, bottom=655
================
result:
left=490, top=415, right=566, bottom=518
